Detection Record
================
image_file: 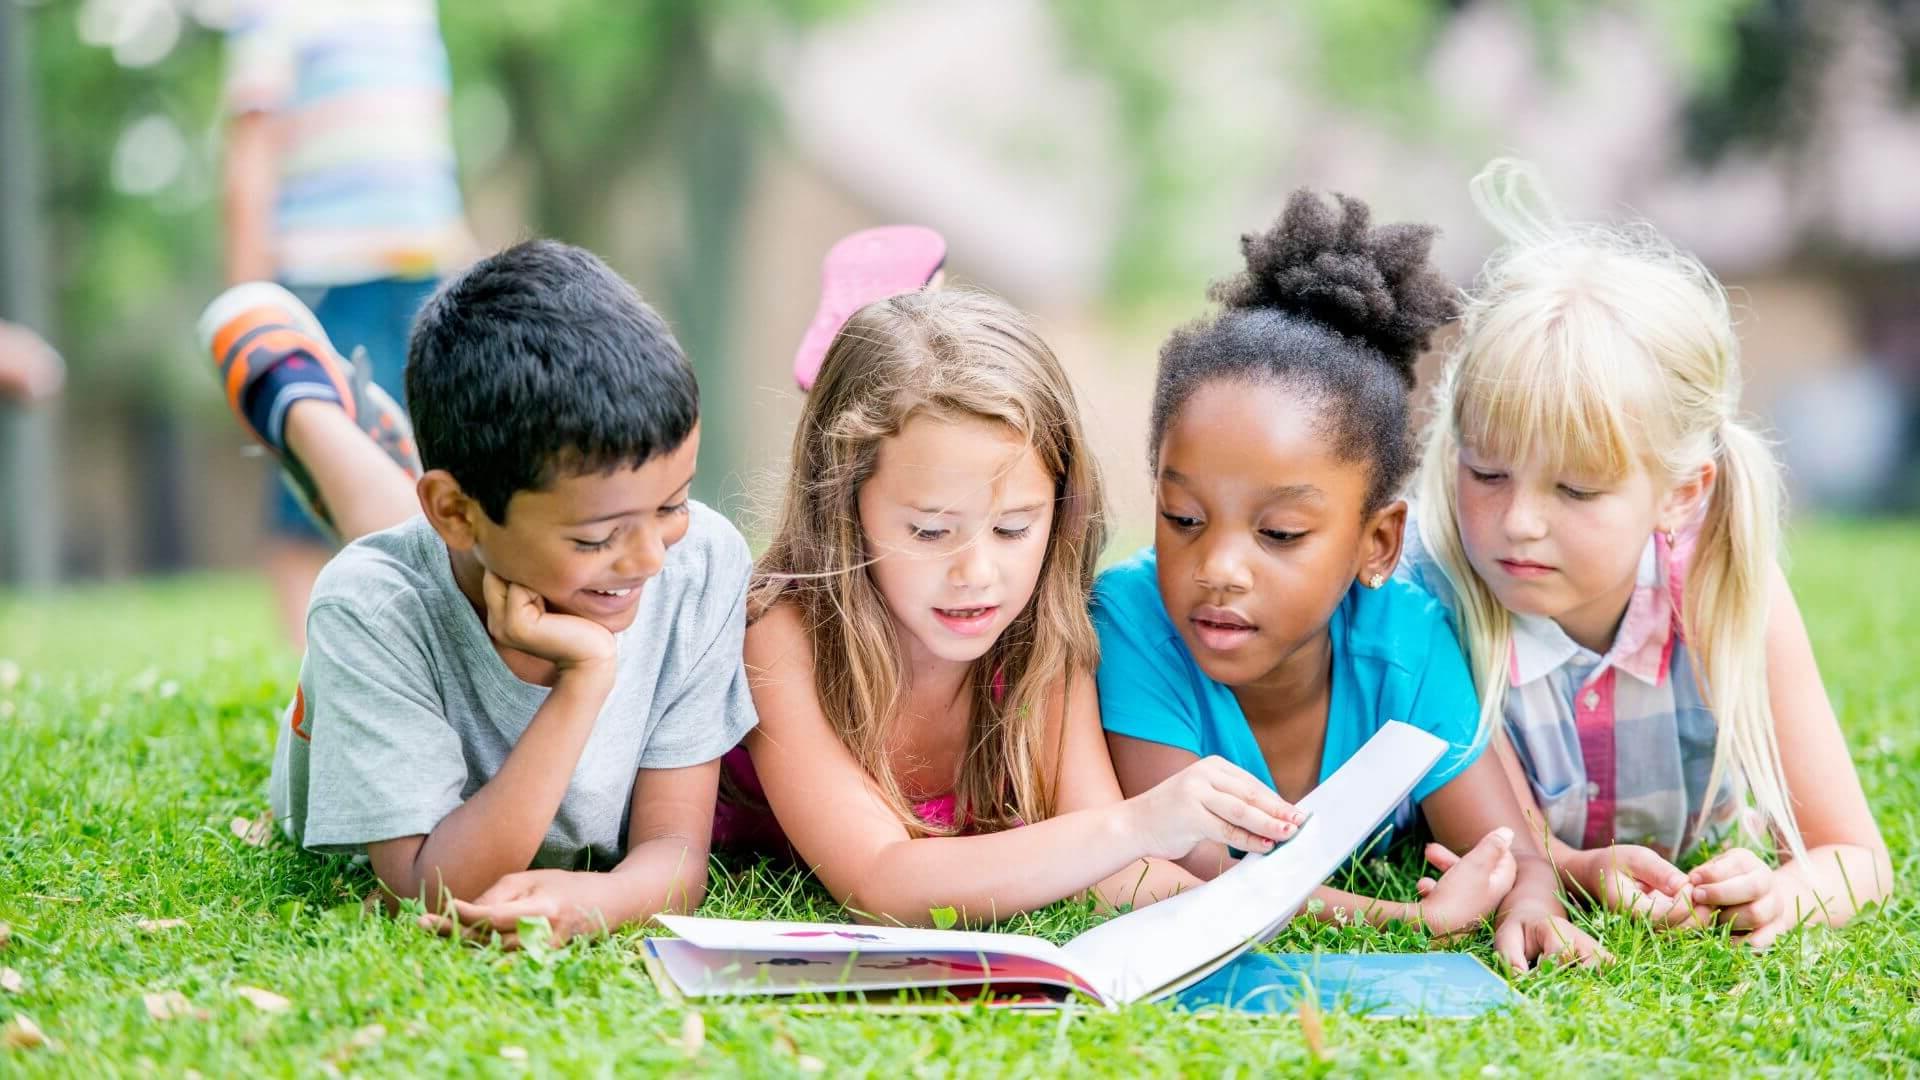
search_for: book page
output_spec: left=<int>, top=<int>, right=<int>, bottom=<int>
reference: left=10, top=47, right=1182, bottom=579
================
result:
left=653, top=915, right=1073, bottom=968
left=1058, top=721, right=1446, bottom=1003
left=647, top=939, right=1102, bottom=1001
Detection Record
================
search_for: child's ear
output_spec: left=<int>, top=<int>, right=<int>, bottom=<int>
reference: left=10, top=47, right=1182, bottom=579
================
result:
left=1659, top=460, right=1716, bottom=534
left=1358, top=498, right=1408, bottom=589
left=418, top=470, right=482, bottom=551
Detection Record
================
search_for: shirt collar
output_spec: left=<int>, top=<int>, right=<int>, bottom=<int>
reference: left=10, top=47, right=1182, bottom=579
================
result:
left=1509, top=532, right=1678, bottom=688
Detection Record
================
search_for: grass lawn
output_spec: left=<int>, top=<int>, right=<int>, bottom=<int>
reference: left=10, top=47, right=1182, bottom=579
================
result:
left=1, top=520, right=1916, bottom=1076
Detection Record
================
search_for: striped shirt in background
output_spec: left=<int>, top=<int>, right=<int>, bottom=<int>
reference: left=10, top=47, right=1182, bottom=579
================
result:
left=1398, top=505, right=1764, bottom=862
left=224, top=0, right=472, bottom=288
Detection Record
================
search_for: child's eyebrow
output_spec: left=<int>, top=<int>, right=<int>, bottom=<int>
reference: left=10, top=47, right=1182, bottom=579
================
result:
left=566, top=508, right=645, bottom=525
left=565, top=478, right=695, bottom=526
left=1261, top=483, right=1324, bottom=504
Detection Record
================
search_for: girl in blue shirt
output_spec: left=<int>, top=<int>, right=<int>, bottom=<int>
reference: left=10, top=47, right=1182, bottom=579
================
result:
left=1095, top=191, right=1605, bottom=972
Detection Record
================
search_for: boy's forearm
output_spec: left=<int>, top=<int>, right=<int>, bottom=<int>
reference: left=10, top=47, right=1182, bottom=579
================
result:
left=387, top=668, right=612, bottom=904
left=586, top=835, right=712, bottom=930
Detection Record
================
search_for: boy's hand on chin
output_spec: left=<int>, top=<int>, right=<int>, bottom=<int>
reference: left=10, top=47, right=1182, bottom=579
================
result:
left=1415, top=827, right=1518, bottom=937
left=483, top=570, right=616, bottom=672
left=418, top=869, right=609, bottom=948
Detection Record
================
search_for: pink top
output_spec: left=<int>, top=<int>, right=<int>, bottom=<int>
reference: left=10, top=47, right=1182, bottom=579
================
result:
left=711, top=746, right=960, bottom=855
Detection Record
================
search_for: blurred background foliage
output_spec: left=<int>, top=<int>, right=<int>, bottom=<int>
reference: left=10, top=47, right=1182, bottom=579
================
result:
left=6, top=0, right=1920, bottom=583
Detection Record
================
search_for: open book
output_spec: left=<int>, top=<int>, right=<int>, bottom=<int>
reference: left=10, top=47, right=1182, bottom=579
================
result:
left=648, top=721, right=1448, bottom=1008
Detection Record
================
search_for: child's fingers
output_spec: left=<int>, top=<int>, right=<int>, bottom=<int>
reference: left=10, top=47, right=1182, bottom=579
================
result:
left=1492, top=918, right=1530, bottom=975
left=1416, top=876, right=1437, bottom=898
left=1202, top=759, right=1309, bottom=825
left=1654, top=885, right=1718, bottom=929
left=1611, top=845, right=1690, bottom=895
left=446, top=896, right=545, bottom=932
left=1423, top=842, right=1462, bottom=873
left=1688, top=868, right=1770, bottom=909
left=1687, top=846, right=1762, bottom=886
left=1538, top=921, right=1609, bottom=968
left=1741, top=919, right=1784, bottom=952
left=1201, top=789, right=1293, bottom=846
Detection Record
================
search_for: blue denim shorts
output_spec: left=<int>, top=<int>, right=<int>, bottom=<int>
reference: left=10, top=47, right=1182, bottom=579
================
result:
left=265, top=276, right=439, bottom=543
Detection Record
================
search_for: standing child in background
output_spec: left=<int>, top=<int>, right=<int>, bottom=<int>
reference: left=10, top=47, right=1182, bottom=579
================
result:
left=723, top=287, right=1309, bottom=926
left=1095, top=191, right=1605, bottom=972
left=1404, top=160, right=1892, bottom=949
left=221, top=0, right=474, bottom=647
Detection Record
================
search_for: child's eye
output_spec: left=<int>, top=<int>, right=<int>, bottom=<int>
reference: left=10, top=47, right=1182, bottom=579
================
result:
left=994, top=525, right=1032, bottom=540
left=1558, top=484, right=1602, bottom=502
left=572, top=534, right=616, bottom=552
left=1159, top=512, right=1201, bottom=531
left=1465, top=467, right=1506, bottom=485
left=659, top=500, right=691, bottom=517
left=1259, top=529, right=1305, bottom=544
left=909, top=525, right=949, bottom=542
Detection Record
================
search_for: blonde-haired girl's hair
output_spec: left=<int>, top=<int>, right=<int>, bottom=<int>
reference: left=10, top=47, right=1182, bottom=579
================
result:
left=749, top=288, right=1105, bottom=836
left=1413, top=159, right=1803, bottom=859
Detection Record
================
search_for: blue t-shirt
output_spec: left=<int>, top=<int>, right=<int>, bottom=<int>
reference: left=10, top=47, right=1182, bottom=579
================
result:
left=1092, top=547, right=1485, bottom=846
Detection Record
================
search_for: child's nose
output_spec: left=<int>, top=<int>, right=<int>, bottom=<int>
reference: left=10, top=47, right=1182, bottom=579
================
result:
left=947, top=536, right=995, bottom=591
left=613, top=527, right=668, bottom=580
left=1501, top=491, right=1550, bottom=541
left=1194, top=535, right=1252, bottom=594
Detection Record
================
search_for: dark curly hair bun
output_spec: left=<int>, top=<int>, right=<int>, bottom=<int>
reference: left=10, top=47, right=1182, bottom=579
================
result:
left=1148, top=189, right=1456, bottom=512
left=1209, top=190, right=1456, bottom=386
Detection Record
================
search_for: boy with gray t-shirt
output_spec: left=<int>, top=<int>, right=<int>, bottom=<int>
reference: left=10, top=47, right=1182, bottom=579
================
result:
left=200, top=240, right=754, bottom=943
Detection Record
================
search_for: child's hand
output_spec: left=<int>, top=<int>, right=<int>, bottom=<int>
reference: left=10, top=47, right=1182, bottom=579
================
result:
left=482, top=570, right=617, bottom=673
left=1569, top=844, right=1716, bottom=928
left=1124, top=756, right=1308, bottom=861
left=1491, top=902, right=1609, bottom=974
left=1414, top=827, right=1519, bottom=937
left=418, top=869, right=610, bottom=948
left=1687, top=847, right=1794, bottom=950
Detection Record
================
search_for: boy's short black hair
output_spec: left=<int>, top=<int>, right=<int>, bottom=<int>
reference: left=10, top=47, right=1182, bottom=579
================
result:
left=1151, top=191, right=1457, bottom=512
left=406, top=239, right=699, bottom=523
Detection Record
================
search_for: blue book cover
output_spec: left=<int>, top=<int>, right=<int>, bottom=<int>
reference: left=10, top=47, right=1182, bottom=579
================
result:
left=1176, top=951, right=1517, bottom=1018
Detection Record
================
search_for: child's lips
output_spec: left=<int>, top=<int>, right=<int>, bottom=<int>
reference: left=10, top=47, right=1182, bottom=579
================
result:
left=1190, top=605, right=1257, bottom=652
left=1497, top=558, right=1556, bottom=579
left=576, top=583, right=643, bottom=614
left=933, top=604, right=999, bottom=636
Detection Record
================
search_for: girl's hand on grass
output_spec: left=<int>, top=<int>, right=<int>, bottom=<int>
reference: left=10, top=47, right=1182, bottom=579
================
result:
left=1571, top=844, right=1717, bottom=929
left=482, top=570, right=616, bottom=674
left=1123, top=756, right=1308, bottom=861
left=418, top=869, right=610, bottom=948
left=1686, top=847, right=1794, bottom=950
left=1414, top=827, right=1518, bottom=937
left=1492, top=901, right=1609, bottom=974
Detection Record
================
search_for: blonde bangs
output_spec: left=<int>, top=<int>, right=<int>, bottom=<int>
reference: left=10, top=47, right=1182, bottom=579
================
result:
left=1453, top=251, right=1685, bottom=487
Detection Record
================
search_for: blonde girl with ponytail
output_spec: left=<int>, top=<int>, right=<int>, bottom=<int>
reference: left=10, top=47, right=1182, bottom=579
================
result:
left=1404, top=160, right=1893, bottom=949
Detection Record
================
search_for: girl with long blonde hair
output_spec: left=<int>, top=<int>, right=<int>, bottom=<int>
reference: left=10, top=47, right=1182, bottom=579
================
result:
left=717, top=287, right=1305, bottom=925
left=1406, top=160, right=1893, bottom=948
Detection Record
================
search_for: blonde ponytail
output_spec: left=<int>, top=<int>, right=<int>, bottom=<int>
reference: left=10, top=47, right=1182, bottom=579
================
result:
left=1415, top=158, right=1806, bottom=859
left=1686, top=418, right=1803, bottom=860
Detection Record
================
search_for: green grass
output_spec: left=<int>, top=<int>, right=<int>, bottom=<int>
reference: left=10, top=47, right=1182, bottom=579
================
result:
left=2, top=520, right=1917, bottom=1075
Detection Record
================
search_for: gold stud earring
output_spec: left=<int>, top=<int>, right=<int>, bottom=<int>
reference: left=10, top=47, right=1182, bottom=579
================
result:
left=1368, top=573, right=1385, bottom=589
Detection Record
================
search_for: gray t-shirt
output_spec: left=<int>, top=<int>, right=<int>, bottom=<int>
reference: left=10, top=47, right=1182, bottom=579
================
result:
left=269, top=502, right=757, bottom=869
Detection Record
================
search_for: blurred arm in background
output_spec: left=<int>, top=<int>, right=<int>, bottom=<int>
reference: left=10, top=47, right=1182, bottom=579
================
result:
left=223, top=109, right=281, bottom=285
left=0, top=320, right=63, bottom=403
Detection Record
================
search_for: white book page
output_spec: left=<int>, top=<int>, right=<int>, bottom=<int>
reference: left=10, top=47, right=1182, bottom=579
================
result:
left=1058, top=721, right=1447, bottom=1003
left=653, top=915, right=1074, bottom=968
